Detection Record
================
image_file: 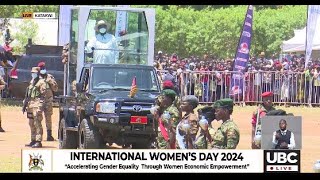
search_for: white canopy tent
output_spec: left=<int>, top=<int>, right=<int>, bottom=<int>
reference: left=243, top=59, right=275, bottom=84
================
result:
left=281, top=17, right=320, bottom=53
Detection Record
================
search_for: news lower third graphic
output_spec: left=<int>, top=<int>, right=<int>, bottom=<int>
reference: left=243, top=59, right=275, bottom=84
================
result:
left=264, top=150, right=301, bottom=173
left=22, top=150, right=264, bottom=173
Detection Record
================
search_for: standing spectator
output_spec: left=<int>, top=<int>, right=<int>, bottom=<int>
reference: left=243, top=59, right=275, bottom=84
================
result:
left=0, top=75, right=6, bottom=132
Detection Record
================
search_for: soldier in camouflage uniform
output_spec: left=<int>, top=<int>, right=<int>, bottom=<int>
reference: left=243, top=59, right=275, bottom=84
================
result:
left=37, top=62, right=58, bottom=141
left=156, top=89, right=180, bottom=149
left=176, top=95, right=208, bottom=149
left=25, top=67, right=48, bottom=148
left=251, top=91, right=275, bottom=149
left=0, top=75, right=6, bottom=132
left=209, top=98, right=240, bottom=149
left=155, top=80, right=181, bottom=116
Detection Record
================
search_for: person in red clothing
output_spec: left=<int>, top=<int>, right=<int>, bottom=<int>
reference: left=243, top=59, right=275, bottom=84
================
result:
left=251, top=91, right=276, bottom=149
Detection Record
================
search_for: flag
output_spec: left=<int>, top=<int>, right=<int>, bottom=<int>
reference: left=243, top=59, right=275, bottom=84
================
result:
left=128, top=76, right=138, bottom=98
left=230, top=5, right=253, bottom=96
left=305, top=5, right=320, bottom=68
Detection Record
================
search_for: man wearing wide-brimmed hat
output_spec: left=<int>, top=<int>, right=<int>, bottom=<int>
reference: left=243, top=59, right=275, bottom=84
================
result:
left=86, top=20, right=118, bottom=64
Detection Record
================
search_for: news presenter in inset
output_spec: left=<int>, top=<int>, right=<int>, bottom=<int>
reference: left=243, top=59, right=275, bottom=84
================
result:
left=272, top=119, right=296, bottom=149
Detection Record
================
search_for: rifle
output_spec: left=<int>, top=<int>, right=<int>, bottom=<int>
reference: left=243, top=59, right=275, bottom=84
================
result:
left=22, top=87, right=30, bottom=114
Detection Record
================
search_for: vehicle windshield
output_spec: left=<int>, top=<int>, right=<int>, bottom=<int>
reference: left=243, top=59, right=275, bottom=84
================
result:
left=91, top=67, right=159, bottom=91
left=84, top=10, right=149, bottom=65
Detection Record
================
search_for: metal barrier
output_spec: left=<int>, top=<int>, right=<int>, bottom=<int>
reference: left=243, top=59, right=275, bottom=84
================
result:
left=157, top=69, right=320, bottom=106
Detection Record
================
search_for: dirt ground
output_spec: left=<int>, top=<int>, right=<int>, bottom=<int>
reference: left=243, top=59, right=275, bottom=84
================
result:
left=0, top=105, right=319, bottom=173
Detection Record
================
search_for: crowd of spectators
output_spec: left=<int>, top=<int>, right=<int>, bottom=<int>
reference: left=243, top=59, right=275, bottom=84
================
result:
left=154, top=51, right=320, bottom=106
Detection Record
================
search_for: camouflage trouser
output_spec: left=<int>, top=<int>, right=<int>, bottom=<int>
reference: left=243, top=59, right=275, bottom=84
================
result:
left=157, top=131, right=169, bottom=149
left=43, top=100, right=53, bottom=131
left=28, top=100, right=44, bottom=142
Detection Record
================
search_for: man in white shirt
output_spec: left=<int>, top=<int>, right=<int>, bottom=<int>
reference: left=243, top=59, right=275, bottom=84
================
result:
left=86, top=20, right=118, bottom=64
left=272, top=119, right=296, bottom=149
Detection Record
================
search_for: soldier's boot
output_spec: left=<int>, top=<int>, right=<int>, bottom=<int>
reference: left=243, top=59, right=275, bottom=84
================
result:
left=0, top=120, right=5, bottom=132
left=31, top=141, right=42, bottom=148
left=47, top=130, right=54, bottom=141
left=25, top=141, right=36, bottom=147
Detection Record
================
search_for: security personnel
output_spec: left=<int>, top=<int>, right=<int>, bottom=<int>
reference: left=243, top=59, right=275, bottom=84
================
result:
left=251, top=91, right=275, bottom=149
left=0, top=75, right=6, bottom=132
left=25, top=67, right=47, bottom=148
left=176, top=95, right=202, bottom=149
left=156, top=89, right=180, bottom=149
left=155, top=80, right=181, bottom=116
left=209, top=98, right=240, bottom=149
left=37, top=62, right=58, bottom=141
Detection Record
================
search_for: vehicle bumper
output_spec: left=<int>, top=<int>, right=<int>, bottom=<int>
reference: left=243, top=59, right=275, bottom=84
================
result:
left=90, top=113, right=156, bottom=136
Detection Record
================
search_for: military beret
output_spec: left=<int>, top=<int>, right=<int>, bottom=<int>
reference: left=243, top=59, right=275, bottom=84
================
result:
left=162, top=80, right=174, bottom=89
left=261, top=91, right=273, bottom=98
left=161, top=89, right=176, bottom=101
left=213, top=98, right=234, bottom=109
left=37, top=61, right=45, bottom=67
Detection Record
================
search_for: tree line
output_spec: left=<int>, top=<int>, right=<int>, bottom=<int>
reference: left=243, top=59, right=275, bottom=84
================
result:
left=0, top=5, right=307, bottom=58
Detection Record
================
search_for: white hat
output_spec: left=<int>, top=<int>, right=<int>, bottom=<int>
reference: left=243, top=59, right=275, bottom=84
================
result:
left=94, top=20, right=111, bottom=32
left=158, top=51, right=162, bottom=54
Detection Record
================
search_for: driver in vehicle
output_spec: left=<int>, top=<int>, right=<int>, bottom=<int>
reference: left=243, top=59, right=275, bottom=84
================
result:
left=85, top=20, right=119, bottom=64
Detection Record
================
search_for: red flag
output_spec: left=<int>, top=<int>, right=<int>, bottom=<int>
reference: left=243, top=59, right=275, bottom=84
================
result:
left=128, top=76, right=138, bottom=98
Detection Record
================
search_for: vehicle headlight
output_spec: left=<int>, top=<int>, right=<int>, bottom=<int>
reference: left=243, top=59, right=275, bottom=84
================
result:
left=96, top=102, right=116, bottom=113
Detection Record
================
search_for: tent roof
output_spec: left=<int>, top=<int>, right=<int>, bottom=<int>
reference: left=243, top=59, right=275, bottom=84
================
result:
left=281, top=17, right=320, bottom=52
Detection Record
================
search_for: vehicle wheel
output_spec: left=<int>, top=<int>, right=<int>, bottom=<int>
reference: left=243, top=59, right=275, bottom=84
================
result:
left=58, top=118, right=78, bottom=149
left=79, top=118, right=104, bottom=149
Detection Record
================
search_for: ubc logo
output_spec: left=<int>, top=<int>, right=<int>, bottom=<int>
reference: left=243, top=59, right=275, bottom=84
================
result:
left=266, top=152, right=298, bottom=163
left=264, top=150, right=300, bottom=173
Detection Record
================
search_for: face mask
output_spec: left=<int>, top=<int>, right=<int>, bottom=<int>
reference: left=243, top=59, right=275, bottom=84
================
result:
left=31, top=73, right=38, bottom=79
left=99, top=28, right=107, bottom=34
left=40, top=69, right=47, bottom=75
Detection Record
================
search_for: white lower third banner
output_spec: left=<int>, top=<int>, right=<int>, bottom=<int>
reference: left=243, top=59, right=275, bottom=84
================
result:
left=22, top=149, right=264, bottom=173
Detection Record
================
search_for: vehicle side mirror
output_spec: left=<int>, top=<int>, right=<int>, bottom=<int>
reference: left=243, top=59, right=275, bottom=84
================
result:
left=76, top=83, right=84, bottom=93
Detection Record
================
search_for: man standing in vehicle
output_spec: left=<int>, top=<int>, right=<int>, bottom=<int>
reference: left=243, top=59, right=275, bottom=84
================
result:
left=86, top=20, right=119, bottom=64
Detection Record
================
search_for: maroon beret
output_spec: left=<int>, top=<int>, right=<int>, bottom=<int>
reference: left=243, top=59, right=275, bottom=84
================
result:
left=261, top=91, right=273, bottom=98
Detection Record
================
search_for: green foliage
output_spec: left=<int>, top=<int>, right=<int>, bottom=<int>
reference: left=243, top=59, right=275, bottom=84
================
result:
left=0, top=5, right=308, bottom=58
left=152, top=5, right=307, bottom=58
left=12, top=20, right=39, bottom=54
left=0, top=5, right=59, bottom=18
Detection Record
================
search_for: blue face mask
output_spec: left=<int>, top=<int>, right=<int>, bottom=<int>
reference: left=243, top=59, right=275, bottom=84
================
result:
left=99, top=28, right=107, bottom=34
left=40, top=69, right=47, bottom=75
left=31, top=73, right=38, bottom=79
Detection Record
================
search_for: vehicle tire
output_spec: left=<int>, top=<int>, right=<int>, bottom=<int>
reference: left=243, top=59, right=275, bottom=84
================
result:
left=58, top=118, right=78, bottom=149
left=79, top=118, right=104, bottom=149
